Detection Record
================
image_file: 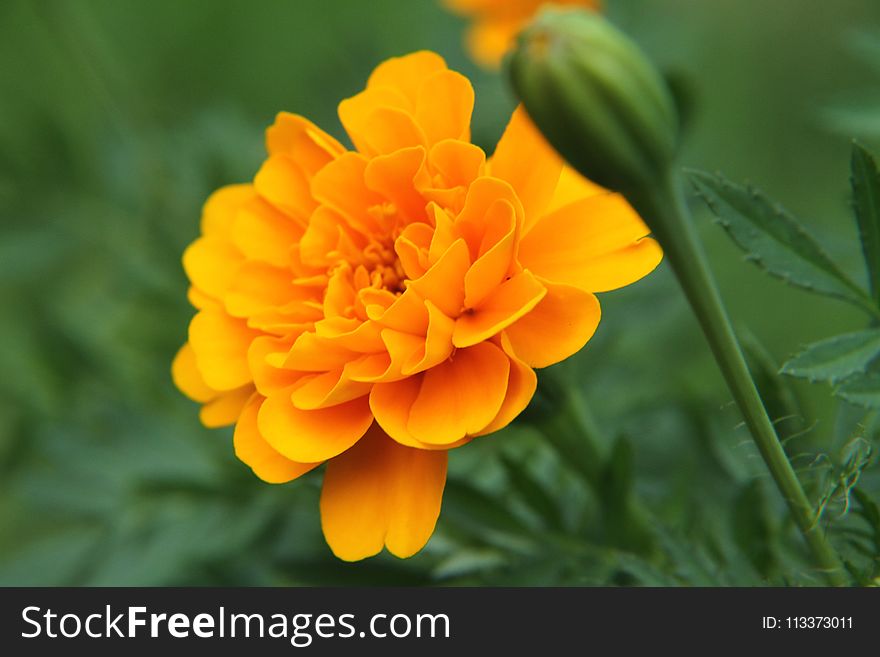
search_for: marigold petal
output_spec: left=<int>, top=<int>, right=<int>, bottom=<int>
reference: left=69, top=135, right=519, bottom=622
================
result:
left=366, top=51, right=448, bottom=107
left=224, top=261, right=299, bottom=318
left=462, top=201, right=516, bottom=308
left=248, top=335, right=300, bottom=396
left=429, top=139, right=486, bottom=189
left=182, top=236, right=243, bottom=301
left=545, top=165, right=605, bottom=215
left=285, top=331, right=362, bottom=372
left=474, top=345, right=536, bottom=436
left=254, top=155, right=316, bottom=224
left=408, top=238, right=469, bottom=318
left=290, top=370, right=372, bottom=410
left=370, top=376, right=423, bottom=447
left=520, top=192, right=662, bottom=292
left=189, top=308, right=260, bottom=390
left=320, top=424, right=447, bottom=560
left=172, top=342, right=216, bottom=403
left=454, top=177, right=524, bottom=261
left=266, top=112, right=344, bottom=176
left=199, top=384, right=253, bottom=428
left=364, top=146, right=430, bottom=223
left=232, top=198, right=302, bottom=267
left=503, top=280, right=601, bottom=368
left=258, top=391, right=373, bottom=463
left=415, top=70, right=474, bottom=145
left=402, top=301, right=455, bottom=375
left=310, top=153, right=384, bottom=234
left=357, top=106, right=428, bottom=156
left=234, top=394, right=320, bottom=484
left=490, top=105, right=562, bottom=225
left=453, top=270, right=546, bottom=348
left=407, top=342, right=509, bottom=444
left=200, top=184, right=255, bottom=238
left=187, top=286, right=220, bottom=310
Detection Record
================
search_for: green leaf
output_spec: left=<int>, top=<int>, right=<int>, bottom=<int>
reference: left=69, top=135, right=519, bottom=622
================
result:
left=499, top=454, right=565, bottom=531
left=852, top=142, right=880, bottom=303
left=781, top=328, right=880, bottom=383
left=836, top=371, right=880, bottom=409
left=688, top=169, right=876, bottom=316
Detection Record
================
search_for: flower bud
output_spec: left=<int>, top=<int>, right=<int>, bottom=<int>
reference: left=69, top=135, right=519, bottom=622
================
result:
left=507, top=8, right=678, bottom=195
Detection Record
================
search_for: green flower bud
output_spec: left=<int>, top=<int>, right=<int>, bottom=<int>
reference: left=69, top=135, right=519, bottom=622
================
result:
left=507, top=8, right=678, bottom=195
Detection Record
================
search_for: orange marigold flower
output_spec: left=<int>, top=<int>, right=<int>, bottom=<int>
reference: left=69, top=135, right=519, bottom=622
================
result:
left=172, top=51, right=661, bottom=561
left=444, top=0, right=601, bottom=68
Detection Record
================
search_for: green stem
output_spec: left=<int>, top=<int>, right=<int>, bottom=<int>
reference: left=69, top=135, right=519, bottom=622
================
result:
left=627, top=171, right=848, bottom=586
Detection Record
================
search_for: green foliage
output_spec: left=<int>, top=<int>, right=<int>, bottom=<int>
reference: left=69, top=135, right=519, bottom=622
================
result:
left=687, top=170, right=876, bottom=316
left=781, top=329, right=880, bottom=383
left=851, top=142, right=880, bottom=303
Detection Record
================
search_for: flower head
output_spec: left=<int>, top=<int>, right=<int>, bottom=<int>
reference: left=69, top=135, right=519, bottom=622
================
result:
left=173, top=51, right=661, bottom=561
left=444, top=0, right=601, bottom=68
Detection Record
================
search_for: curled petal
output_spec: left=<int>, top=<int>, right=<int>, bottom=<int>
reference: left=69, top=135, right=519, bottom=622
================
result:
left=232, top=198, right=302, bottom=267
left=407, top=342, right=510, bottom=444
left=258, top=390, right=373, bottom=463
left=183, top=236, right=243, bottom=301
left=453, top=270, right=546, bottom=348
left=503, top=280, right=601, bottom=368
left=254, top=155, right=316, bottom=224
left=189, top=309, right=260, bottom=391
left=320, top=424, right=447, bottom=560
left=519, top=192, right=662, bottom=292
left=415, top=69, right=474, bottom=146
left=366, top=51, right=448, bottom=107
left=266, top=112, right=344, bottom=176
left=490, top=105, right=562, bottom=226
left=408, top=238, right=469, bottom=318
left=199, top=384, right=254, bottom=428
left=234, top=394, right=320, bottom=484
left=200, top=184, right=255, bottom=238
left=172, top=343, right=216, bottom=403
left=474, top=343, right=536, bottom=436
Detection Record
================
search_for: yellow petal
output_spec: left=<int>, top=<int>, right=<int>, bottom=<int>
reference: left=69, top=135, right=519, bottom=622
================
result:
left=232, top=198, right=302, bottom=267
left=408, top=238, right=469, bottom=318
left=415, top=70, right=474, bottom=146
left=462, top=200, right=516, bottom=308
left=234, top=394, right=320, bottom=484
left=520, top=192, right=662, bottom=292
left=258, top=390, right=373, bottom=463
left=290, top=369, right=372, bottom=410
left=545, top=165, right=605, bottom=215
left=401, top=301, right=455, bottom=375
left=248, top=335, right=300, bottom=396
left=320, top=423, right=447, bottom=560
left=428, top=139, right=486, bottom=190
left=489, top=105, right=562, bottom=226
left=254, top=154, right=316, bottom=224
left=265, top=112, right=344, bottom=177
left=224, top=261, right=300, bottom=318
left=366, top=51, right=448, bottom=107
left=189, top=308, right=261, bottom=390
left=199, top=384, right=254, bottom=428
left=407, top=342, right=509, bottom=444
left=363, top=146, right=429, bottom=222
left=453, top=270, right=547, bottom=348
left=182, top=236, right=243, bottom=301
left=310, top=153, right=384, bottom=234
left=171, top=342, right=216, bottom=403
left=338, top=85, right=411, bottom=155
left=503, top=280, right=601, bottom=368
left=474, top=343, right=536, bottom=435
left=200, top=184, right=255, bottom=238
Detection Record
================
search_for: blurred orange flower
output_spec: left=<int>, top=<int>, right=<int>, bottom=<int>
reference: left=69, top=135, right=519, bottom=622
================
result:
left=172, top=51, right=660, bottom=561
left=444, top=0, right=601, bottom=68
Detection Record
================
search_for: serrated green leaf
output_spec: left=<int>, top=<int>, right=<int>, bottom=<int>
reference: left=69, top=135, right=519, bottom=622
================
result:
left=852, top=142, right=880, bottom=303
left=836, top=371, right=880, bottom=409
left=781, top=328, right=880, bottom=383
left=688, top=169, right=877, bottom=316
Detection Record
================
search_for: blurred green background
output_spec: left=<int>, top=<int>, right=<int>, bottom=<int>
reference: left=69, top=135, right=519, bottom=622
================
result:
left=1, top=0, right=879, bottom=585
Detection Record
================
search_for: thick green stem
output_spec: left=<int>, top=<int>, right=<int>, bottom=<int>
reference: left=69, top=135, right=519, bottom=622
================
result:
left=627, top=171, right=848, bottom=586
